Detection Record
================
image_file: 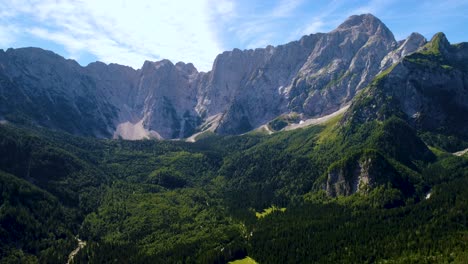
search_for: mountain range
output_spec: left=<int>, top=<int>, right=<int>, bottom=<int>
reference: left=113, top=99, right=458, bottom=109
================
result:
left=4, top=14, right=465, bottom=141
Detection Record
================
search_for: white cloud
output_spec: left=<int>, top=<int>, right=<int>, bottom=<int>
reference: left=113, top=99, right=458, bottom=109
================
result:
left=246, top=32, right=275, bottom=49
left=214, top=0, right=236, bottom=19
left=270, top=0, right=305, bottom=18
left=1, top=0, right=222, bottom=71
left=29, top=27, right=86, bottom=54
left=216, top=0, right=307, bottom=49
left=291, top=1, right=343, bottom=40
left=0, top=24, right=19, bottom=47
left=350, top=0, right=396, bottom=17
left=301, top=19, right=325, bottom=35
left=3, top=0, right=463, bottom=71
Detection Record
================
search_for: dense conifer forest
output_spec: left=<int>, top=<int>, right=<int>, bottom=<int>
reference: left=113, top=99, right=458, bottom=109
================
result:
left=1, top=108, right=467, bottom=263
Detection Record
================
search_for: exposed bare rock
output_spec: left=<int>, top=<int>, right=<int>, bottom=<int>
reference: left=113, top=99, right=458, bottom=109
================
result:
left=1, top=14, right=459, bottom=139
left=325, top=151, right=408, bottom=198
left=0, top=48, right=118, bottom=138
left=326, top=157, right=375, bottom=197
left=131, top=60, right=200, bottom=139
left=285, top=14, right=398, bottom=119
left=380, top=32, right=427, bottom=69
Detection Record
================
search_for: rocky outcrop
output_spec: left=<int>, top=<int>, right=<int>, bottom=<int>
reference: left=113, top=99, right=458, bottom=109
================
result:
left=380, top=32, right=427, bottom=69
left=0, top=14, right=439, bottom=139
left=203, top=36, right=317, bottom=134
left=326, top=156, right=375, bottom=197
left=325, top=150, right=408, bottom=197
left=131, top=60, right=200, bottom=139
left=84, top=61, right=138, bottom=123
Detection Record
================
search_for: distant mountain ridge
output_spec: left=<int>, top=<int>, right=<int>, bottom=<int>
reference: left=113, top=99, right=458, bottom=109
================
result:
left=1, top=13, right=465, bottom=140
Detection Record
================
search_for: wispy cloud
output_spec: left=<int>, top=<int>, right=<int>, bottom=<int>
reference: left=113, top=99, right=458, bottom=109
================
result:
left=270, top=0, right=305, bottom=18
left=293, top=0, right=344, bottom=39
left=352, top=0, right=384, bottom=15
left=300, top=19, right=325, bottom=35
left=214, top=0, right=236, bottom=20
left=0, top=24, right=19, bottom=47
left=211, top=0, right=307, bottom=49
left=0, top=0, right=222, bottom=71
left=1, top=0, right=467, bottom=70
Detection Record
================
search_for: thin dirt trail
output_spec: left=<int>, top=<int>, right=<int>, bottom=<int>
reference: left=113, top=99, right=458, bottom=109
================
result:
left=67, top=238, right=86, bottom=264
left=453, top=148, right=468, bottom=156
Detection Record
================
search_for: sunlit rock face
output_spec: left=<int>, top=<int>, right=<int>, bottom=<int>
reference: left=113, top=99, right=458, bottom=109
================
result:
left=0, top=14, right=430, bottom=139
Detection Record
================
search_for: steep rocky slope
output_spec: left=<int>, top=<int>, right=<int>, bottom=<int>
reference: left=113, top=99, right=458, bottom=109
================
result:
left=324, top=33, right=468, bottom=197
left=344, top=32, right=468, bottom=139
left=204, top=14, right=427, bottom=134
left=0, top=48, right=118, bottom=137
left=0, top=14, right=432, bottom=139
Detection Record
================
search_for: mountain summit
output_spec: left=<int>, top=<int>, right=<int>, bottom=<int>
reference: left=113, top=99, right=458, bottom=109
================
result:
left=337, top=14, right=392, bottom=34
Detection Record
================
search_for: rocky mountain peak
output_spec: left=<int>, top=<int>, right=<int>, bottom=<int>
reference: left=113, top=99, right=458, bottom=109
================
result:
left=424, top=32, right=451, bottom=55
left=0, top=47, right=81, bottom=77
left=175, top=62, right=198, bottom=75
left=431, top=32, right=450, bottom=45
left=85, top=61, right=109, bottom=69
left=336, top=14, right=392, bottom=36
left=284, top=14, right=397, bottom=120
left=380, top=32, right=427, bottom=69
left=141, top=59, right=175, bottom=73
left=345, top=30, right=468, bottom=141
left=4, top=47, right=64, bottom=62
left=402, top=33, right=427, bottom=53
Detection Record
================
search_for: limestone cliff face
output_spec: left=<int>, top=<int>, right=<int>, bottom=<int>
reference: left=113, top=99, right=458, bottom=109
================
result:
left=0, top=14, right=438, bottom=139
left=131, top=60, right=200, bottom=139
left=207, top=36, right=316, bottom=134
left=326, top=157, right=375, bottom=197
left=0, top=48, right=118, bottom=137
left=84, top=61, right=138, bottom=123
left=204, top=14, right=426, bottom=134
left=325, top=151, right=408, bottom=197
left=380, top=32, right=427, bottom=69
left=285, top=14, right=398, bottom=118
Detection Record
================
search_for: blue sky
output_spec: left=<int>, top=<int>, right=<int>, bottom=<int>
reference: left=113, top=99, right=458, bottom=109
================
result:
left=1, top=0, right=467, bottom=71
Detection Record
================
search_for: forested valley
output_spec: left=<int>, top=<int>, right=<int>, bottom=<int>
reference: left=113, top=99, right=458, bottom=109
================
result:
left=1, top=110, right=467, bottom=263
